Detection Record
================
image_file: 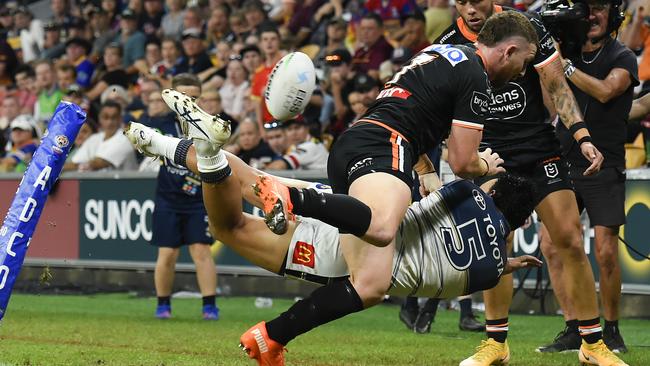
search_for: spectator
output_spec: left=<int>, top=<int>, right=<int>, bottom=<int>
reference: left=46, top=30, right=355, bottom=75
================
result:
left=398, top=10, right=429, bottom=53
left=100, top=84, right=136, bottom=124
left=285, top=0, right=327, bottom=47
left=88, top=7, right=116, bottom=60
left=149, top=37, right=180, bottom=86
left=14, top=64, right=38, bottom=114
left=34, top=60, right=63, bottom=126
left=242, top=0, right=273, bottom=36
left=175, top=28, right=213, bottom=75
left=87, top=43, right=129, bottom=101
left=325, top=48, right=356, bottom=136
left=0, top=94, right=21, bottom=148
left=265, top=116, right=328, bottom=170
left=250, top=26, right=284, bottom=132
left=40, top=22, right=65, bottom=60
left=379, top=46, right=413, bottom=84
left=66, top=17, right=89, bottom=41
left=101, top=0, right=121, bottom=31
left=148, top=73, right=220, bottom=321
left=135, top=38, right=164, bottom=77
left=231, top=118, right=276, bottom=168
left=161, top=0, right=187, bottom=39
left=182, top=6, right=205, bottom=33
left=207, top=4, right=235, bottom=46
left=115, top=8, right=146, bottom=75
left=62, top=84, right=91, bottom=113
left=66, top=119, right=98, bottom=164
left=220, top=57, right=249, bottom=122
left=141, top=0, right=165, bottom=37
left=0, top=115, right=38, bottom=173
left=49, top=0, right=74, bottom=34
left=66, top=100, right=138, bottom=171
left=363, top=0, right=417, bottom=39
left=352, top=13, right=393, bottom=79
left=314, top=17, right=348, bottom=72
left=55, top=63, right=77, bottom=93
left=0, top=40, right=18, bottom=87
left=347, top=90, right=366, bottom=121
left=229, top=10, right=251, bottom=42
left=239, top=44, right=262, bottom=77
left=424, top=0, right=453, bottom=42
left=14, top=6, right=44, bottom=63
left=65, top=37, right=95, bottom=88
left=128, top=77, right=162, bottom=119
left=353, top=72, right=381, bottom=108
left=198, top=89, right=238, bottom=129
left=263, top=120, right=289, bottom=156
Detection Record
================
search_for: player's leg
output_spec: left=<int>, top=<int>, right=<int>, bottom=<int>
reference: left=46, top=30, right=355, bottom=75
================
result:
left=154, top=247, right=180, bottom=319
left=458, top=295, right=485, bottom=332
left=188, top=242, right=219, bottom=320
left=537, top=222, right=581, bottom=353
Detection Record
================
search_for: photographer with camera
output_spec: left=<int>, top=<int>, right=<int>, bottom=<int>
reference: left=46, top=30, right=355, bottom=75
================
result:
left=537, top=0, right=638, bottom=355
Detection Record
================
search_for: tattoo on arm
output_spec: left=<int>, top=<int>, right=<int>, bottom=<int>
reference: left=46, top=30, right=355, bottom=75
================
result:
left=546, top=77, right=584, bottom=129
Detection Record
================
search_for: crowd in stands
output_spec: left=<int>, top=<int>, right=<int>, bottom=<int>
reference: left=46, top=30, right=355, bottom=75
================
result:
left=0, top=0, right=648, bottom=173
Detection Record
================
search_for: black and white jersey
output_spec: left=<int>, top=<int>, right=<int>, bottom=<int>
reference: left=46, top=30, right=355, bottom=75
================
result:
left=283, top=180, right=510, bottom=298
left=435, top=6, right=562, bottom=167
left=361, top=44, right=490, bottom=156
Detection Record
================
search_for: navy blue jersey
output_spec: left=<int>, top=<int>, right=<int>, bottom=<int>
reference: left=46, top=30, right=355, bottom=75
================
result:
left=139, top=112, right=205, bottom=212
left=436, top=180, right=510, bottom=293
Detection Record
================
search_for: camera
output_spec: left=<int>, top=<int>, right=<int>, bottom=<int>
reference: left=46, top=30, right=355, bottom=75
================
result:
left=540, top=0, right=590, bottom=60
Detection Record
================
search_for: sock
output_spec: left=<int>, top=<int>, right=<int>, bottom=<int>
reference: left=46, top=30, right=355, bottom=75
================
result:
left=195, top=146, right=230, bottom=183
left=459, top=298, right=472, bottom=319
left=403, top=296, right=419, bottom=312
left=566, top=319, right=579, bottom=333
left=173, top=138, right=192, bottom=167
left=579, top=317, right=603, bottom=344
left=288, top=188, right=372, bottom=237
left=202, top=295, right=216, bottom=307
left=265, top=279, right=363, bottom=345
left=157, top=296, right=171, bottom=306
left=604, top=319, right=619, bottom=333
left=486, top=318, right=509, bottom=343
left=422, top=298, right=440, bottom=315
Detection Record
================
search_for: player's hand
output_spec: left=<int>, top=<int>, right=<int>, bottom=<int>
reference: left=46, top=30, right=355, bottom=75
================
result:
left=580, top=141, right=604, bottom=176
left=479, top=148, right=506, bottom=176
left=504, top=255, right=543, bottom=275
left=419, top=172, right=442, bottom=197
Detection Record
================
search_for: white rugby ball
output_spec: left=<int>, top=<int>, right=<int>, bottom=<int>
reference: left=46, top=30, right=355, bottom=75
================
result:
left=265, top=52, right=316, bottom=121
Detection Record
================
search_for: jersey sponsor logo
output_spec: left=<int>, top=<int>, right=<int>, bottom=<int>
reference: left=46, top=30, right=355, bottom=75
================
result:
left=348, top=157, right=373, bottom=178
left=472, top=189, right=486, bottom=210
left=485, top=83, right=527, bottom=119
left=423, top=44, right=468, bottom=67
left=539, top=33, right=555, bottom=54
left=292, top=241, right=315, bottom=268
left=377, top=87, right=412, bottom=100
left=471, top=91, right=490, bottom=116
left=544, top=162, right=559, bottom=178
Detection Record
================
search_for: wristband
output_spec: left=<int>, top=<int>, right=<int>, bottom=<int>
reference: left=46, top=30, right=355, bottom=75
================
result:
left=568, top=121, right=587, bottom=135
left=564, top=59, right=576, bottom=78
left=480, top=157, right=489, bottom=177
left=578, top=135, right=593, bottom=146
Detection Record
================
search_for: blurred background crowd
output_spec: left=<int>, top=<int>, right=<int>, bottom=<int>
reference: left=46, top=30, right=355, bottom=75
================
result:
left=0, top=0, right=648, bottom=173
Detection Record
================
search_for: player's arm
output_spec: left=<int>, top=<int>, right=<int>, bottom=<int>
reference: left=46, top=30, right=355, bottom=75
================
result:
left=537, top=58, right=603, bottom=175
left=630, top=93, right=650, bottom=120
left=503, top=255, right=543, bottom=275
left=414, top=154, right=441, bottom=196
left=562, top=61, right=633, bottom=104
left=447, top=126, right=504, bottom=178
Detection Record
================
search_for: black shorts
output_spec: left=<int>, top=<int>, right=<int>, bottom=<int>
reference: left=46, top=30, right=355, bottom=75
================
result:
left=569, top=166, right=626, bottom=227
left=474, top=156, right=573, bottom=206
left=151, top=207, right=213, bottom=247
left=327, top=119, right=416, bottom=194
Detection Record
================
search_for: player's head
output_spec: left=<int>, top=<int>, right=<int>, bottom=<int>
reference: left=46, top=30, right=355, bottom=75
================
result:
left=477, top=11, right=539, bottom=87
left=489, top=173, right=537, bottom=229
left=456, top=0, right=495, bottom=33
left=171, top=73, right=202, bottom=98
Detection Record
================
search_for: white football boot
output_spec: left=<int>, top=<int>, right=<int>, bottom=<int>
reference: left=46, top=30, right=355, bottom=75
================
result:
left=124, top=122, right=160, bottom=157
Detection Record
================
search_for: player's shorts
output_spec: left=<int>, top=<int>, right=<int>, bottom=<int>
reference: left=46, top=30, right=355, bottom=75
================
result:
left=327, top=119, right=416, bottom=194
left=569, top=165, right=626, bottom=227
left=151, top=207, right=212, bottom=248
left=474, top=155, right=572, bottom=206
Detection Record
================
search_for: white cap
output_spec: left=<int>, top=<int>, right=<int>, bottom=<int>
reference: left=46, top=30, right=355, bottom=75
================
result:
left=10, top=115, right=36, bottom=131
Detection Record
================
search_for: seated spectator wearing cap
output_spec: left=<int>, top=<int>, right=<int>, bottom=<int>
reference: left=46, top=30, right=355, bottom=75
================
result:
left=314, top=18, right=349, bottom=72
left=40, top=22, right=65, bottom=60
left=65, top=37, right=95, bottom=88
left=86, top=43, right=129, bottom=101
left=141, top=0, right=165, bottom=38
left=175, top=28, right=213, bottom=75
left=33, top=60, right=63, bottom=126
left=352, top=13, right=393, bottom=80
left=66, top=17, right=88, bottom=40
left=66, top=100, right=138, bottom=172
left=14, top=6, right=44, bottom=63
left=263, top=120, right=290, bottom=157
left=424, top=0, right=453, bottom=42
left=219, top=57, right=249, bottom=122
left=14, top=65, right=38, bottom=114
left=265, top=117, right=329, bottom=170
left=88, top=7, right=117, bottom=60
left=325, top=48, right=357, bottom=137
left=250, top=26, right=285, bottom=132
left=161, top=0, right=186, bottom=40
left=114, top=9, right=146, bottom=75
left=353, top=72, right=381, bottom=108
left=0, top=115, right=39, bottom=173
left=378, top=46, right=413, bottom=84
left=228, top=119, right=276, bottom=169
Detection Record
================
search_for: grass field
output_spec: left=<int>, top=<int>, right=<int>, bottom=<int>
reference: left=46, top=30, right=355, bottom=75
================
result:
left=0, top=294, right=648, bottom=366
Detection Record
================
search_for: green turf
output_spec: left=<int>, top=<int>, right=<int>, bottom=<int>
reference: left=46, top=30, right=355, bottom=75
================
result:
left=0, top=294, right=648, bottom=365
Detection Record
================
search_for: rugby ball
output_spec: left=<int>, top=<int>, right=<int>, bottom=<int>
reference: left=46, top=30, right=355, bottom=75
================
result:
left=265, top=52, right=316, bottom=121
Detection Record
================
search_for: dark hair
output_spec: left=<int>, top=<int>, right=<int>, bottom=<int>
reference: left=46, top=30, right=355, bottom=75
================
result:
left=361, top=12, right=384, bottom=27
left=57, top=63, right=77, bottom=77
left=15, top=64, right=35, bottom=78
left=100, top=100, right=123, bottom=115
left=477, top=11, right=539, bottom=48
left=490, top=173, right=537, bottom=229
left=259, top=24, right=280, bottom=37
left=105, top=42, right=123, bottom=57
left=172, top=73, right=202, bottom=89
